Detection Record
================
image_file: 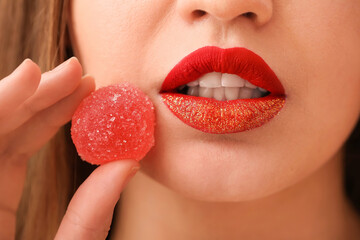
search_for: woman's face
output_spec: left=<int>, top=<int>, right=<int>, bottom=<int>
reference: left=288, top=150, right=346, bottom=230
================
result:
left=69, top=0, right=360, bottom=201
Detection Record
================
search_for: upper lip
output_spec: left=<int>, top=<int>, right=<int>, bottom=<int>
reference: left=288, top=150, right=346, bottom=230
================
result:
left=160, top=46, right=285, bottom=96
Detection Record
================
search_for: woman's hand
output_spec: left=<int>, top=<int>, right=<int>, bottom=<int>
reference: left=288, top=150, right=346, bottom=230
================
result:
left=55, top=159, right=140, bottom=240
left=0, top=58, right=95, bottom=239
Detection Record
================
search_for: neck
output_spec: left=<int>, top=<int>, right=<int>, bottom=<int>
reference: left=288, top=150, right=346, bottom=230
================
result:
left=111, top=149, right=360, bottom=240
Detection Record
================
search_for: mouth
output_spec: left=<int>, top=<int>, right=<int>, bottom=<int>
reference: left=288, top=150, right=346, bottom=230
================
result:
left=160, top=46, right=286, bottom=134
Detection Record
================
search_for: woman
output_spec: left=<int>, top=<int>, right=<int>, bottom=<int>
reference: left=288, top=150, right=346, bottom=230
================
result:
left=1, top=0, right=360, bottom=239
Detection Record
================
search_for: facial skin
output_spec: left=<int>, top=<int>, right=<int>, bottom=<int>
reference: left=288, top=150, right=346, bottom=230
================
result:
left=69, top=0, right=360, bottom=204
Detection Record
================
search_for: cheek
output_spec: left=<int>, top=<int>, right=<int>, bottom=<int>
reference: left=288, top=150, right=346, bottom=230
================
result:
left=284, top=0, right=360, bottom=153
left=70, top=0, right=167, bottom=88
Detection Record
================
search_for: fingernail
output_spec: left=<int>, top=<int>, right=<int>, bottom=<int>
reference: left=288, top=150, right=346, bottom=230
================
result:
left=81, top=74, right=94, bottom=80
left=51, top=57, right=76, bottom=73
left=124, top=166, right=140, bottom=186
left=12, top=58, right=32, bottom=75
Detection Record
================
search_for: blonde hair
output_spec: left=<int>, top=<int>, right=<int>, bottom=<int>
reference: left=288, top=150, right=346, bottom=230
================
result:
left=0, top=0, right=87, bottom=239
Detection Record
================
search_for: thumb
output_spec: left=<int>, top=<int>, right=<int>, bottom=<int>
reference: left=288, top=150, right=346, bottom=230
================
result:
left=55, top=159, right=140, bottom=240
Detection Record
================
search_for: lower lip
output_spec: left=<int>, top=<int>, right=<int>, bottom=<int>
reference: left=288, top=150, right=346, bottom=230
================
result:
left=161, top=93, right=286, bottom=134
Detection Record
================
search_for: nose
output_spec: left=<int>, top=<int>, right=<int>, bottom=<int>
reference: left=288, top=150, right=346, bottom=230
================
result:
left=177, top=0, right=273, bottom=26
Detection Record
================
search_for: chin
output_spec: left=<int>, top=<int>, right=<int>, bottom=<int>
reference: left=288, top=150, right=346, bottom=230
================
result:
left=140, top=137, right=299, bottom=203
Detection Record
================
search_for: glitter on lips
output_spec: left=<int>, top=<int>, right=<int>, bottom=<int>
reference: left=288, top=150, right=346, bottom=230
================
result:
left=161, top=93, right=285, bottom=133
left=71, top=83, right=155, bottom=165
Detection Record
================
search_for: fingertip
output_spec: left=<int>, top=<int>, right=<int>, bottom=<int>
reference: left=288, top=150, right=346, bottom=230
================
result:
left=55, top=158, right=140, bottom=239
left=66, top=57, right=83, bottom=80
left=71, top=75, right=95, bottom=104
left=106, top=159, right=141, bottom=186
left=50, top=57, right=83, bottom=81
left=21, top=58, right=41, bottom=75
left=20, top=58, right=41, bottom=74
left=123, top=159, right=141, bottom=170
left=69, top=56, right=79, bottom=63
left=21, top=58, right=34, bottom=69
left=44, top=57, right=83, bottom=94
left=81, top=74, right=96, bottom=92
left=103, top=159, right=141, bottom=168
left=95, top=159, right=141, bottom=192
left=12, top=59, right=42, bottom=93
left=98, top=159, right=141, bottom=180
left=69, top=160, right=140, bottom=219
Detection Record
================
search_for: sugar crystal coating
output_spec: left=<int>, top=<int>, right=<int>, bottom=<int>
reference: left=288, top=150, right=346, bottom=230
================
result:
left=71, top=83, right=155, bottom=165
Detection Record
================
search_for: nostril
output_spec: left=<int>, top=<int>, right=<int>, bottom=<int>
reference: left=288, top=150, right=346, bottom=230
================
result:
left=242, top=12, right=255, bottom=19
left=192, top=9, right=207, bottom=18
left=191, top=10, right=256, bottom=22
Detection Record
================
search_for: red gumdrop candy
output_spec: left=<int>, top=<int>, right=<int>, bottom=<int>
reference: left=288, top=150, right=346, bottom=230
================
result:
left=71, top=83, right=155, bottom=165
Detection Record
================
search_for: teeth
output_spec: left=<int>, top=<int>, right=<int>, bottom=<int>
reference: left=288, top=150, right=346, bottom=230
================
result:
left=245, top=81, right=257, bottom=89
left=198, top=72, right=222, bottom=88
left=187, top=86, right=199, bottom=96
left=239, top=87, right=254, bottom=99
left=221, top=73, right=245, bottom=87
left=258, top=87, right=267, bottom=92
left=213, top=87, right=225, bottom=101
left=187, top=80, right=199, bottom=87
left=199, top=87, right=214, bottom=98
left=225, top=87, right=240, bottom=100
left=190, top=72, right=266, bottom=90
left=179, top=72, right=270, bottom=100
left=251, top=89, right=263, bottom=98
left=187, top=86, right=266, bottom=100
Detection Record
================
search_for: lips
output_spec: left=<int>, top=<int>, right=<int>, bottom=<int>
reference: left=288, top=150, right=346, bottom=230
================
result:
left=160, top=46, right=286, bottom=134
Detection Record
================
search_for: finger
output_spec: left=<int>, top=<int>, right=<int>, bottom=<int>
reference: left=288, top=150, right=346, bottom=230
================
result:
left=0, top=57, right=83, bottom=134
left=7, top=75, right=95, bottom=156
left=55, top=160, right=140, bottom=240
left=23, top=57, right=82, bottom=113
left=0, top=59, right=41, bottom=118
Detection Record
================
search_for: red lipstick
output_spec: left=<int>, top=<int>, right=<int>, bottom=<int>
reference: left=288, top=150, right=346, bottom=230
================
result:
left=160, top=46, right=286, bottom=134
